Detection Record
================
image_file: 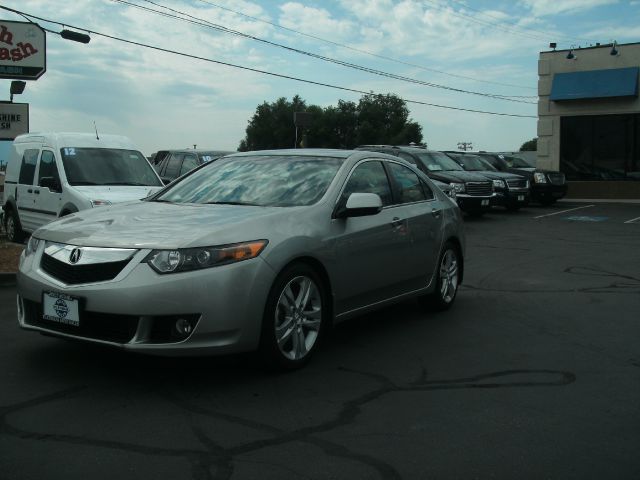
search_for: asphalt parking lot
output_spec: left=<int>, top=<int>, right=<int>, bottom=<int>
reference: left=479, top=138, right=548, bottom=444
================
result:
left=1, top=201, right=639, bottom=480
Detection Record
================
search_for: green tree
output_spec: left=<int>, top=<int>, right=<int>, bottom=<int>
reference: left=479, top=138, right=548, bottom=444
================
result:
left=519, top=137, right=537, bottom=151
left=239, top=93, right=422, bottom=150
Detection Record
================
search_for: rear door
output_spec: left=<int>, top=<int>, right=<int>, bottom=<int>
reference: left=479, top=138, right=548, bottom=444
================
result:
left=386, top=161, right=444, bottom=290
left=15, top=148, right=40, bottom=232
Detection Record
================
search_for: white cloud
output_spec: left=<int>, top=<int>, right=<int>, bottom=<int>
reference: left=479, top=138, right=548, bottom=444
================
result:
left=519, top=0, right=617, bottom=16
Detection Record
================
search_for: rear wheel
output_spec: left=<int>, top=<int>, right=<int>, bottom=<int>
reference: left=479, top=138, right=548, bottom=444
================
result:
left=5, top=209, right=25, bottom=243
left=259, top=264, right=328, bottom=370
left=421, top=242, right=461, bottom=311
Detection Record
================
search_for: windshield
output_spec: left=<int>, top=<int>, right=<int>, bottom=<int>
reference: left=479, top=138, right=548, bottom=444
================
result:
left=154, top=155, right=343, bottom=207
left=415, top=152, right=464, bottom=171
left=453, top=154, right=498, bottom=172
left=502, top=155, right=533, bottom=168
left=60, top=148, right=162, bottom=186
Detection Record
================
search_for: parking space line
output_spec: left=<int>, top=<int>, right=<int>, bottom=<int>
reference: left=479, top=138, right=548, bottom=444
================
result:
left=624, top=216, right=640, bottom=224
left=533, top=205, right=595, bottom=219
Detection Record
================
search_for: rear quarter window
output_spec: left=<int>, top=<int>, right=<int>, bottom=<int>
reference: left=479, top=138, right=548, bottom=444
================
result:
left=18, top=149, right=39, bottom=185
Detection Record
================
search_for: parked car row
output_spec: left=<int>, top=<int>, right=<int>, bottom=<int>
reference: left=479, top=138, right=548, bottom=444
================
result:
left=356, top=145, right=567, bottom=214
left=1, top=132, right=565, bottom=370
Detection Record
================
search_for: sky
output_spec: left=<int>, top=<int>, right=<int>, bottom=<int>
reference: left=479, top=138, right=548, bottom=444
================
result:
left=1, top=0, right=639, bottom=156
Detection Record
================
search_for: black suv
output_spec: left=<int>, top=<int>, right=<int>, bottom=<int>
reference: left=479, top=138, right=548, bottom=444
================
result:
left=444, top=151, right=530, bottom=211
left=153, top=149, right=234, bottom=184
left=475, top=152, right=567, bottom=205
left=357, top=145, right=494, bottom=215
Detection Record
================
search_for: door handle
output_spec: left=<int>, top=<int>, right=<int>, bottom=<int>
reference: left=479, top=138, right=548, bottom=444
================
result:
left=391, top=217, right=404, bottom=228
left=27, top=189, right=33, bottom=193
left=431, top=208, right=441, bottom=217
left=34, top=190, right=40, bottom=195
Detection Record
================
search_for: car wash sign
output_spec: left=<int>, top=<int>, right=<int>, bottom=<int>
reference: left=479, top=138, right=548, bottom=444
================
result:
left=0, top=102, right=29, bottom=140
left=0, top=20, right=46, bottom=80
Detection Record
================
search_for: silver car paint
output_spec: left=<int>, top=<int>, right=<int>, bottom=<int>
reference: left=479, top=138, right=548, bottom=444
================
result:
left=17, top=149, right=465, bottom=355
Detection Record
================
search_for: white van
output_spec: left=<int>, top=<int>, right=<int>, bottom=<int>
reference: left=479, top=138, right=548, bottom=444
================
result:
left=2, top=132, right=164, bottom=242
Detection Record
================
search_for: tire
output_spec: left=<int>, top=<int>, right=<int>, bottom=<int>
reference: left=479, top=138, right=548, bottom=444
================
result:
left=421, top=242, right=461, bottom=311
left=259, top=263, right=328, bottom=370
left=506, top=204, right=521, bottom=212
left=540, top=199, right=556, bottom=206
left=5, top=209, right=25, bottom=243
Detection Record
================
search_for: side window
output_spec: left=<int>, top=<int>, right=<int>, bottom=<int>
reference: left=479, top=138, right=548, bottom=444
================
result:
left=420, top=181, right=435, bottom=200
left=37, top=151, right=61, bottom=187
left=342, top=161, right=392, bottom=206
left=179, top=154, right=199, bottom=176
left=387, top=162, right=428, bottom=204
left=18, top=149, right=39, bottom=185
left=164, top=153, right=183, bottom=179
left=397, top=152, right=418, bottom=165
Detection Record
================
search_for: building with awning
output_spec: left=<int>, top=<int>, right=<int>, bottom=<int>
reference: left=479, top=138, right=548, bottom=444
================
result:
left=538, top=42, right=640, bottom=198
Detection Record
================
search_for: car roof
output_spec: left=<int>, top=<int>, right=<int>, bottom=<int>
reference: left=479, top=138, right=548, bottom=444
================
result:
left=228, top=148, right=363, bottom=159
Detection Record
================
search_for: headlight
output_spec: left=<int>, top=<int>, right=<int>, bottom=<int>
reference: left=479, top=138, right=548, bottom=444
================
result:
left=533, top=173, right=547, bottom=184
left=25, top=236, right=41, bottom=256
left=91, top=199, right=112, bottom=207
left=492, top=179, right=505, bottom=189
left=144, top=240, right=268, bottom=274
left=450, top=182, right=465, bottom=193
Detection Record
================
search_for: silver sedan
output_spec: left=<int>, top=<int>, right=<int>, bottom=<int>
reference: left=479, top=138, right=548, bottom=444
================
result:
left=17, top=149, right=465, bottom=369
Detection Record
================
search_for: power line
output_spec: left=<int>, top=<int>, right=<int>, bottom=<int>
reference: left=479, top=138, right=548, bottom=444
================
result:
left=194, top=0, right=537, bottom=93
left=0, top=5, right=536, bottom=119
left=440, top=0, right=593, bottom=45
left=111, top=0, right=536, bottom=104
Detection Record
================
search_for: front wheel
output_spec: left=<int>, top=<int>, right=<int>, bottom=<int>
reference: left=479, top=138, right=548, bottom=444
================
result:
left=259, top=264, right=327, bottom=370
left=421, top=242, right=461, bottom=311
left=5, top=209, right=25, bottom=243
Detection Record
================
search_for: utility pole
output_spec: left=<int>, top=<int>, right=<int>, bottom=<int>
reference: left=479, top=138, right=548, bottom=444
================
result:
left=457, top=142, right=473, bottom=151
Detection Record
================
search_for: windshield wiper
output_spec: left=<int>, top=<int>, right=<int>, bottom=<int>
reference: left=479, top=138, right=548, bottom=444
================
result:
left=104, top=182, right=150, bottom=186
left=205, top=201, right=260, bottom=206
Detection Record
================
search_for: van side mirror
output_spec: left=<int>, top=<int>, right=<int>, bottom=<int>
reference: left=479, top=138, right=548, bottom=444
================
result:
left=40, top=176, right=62, bottom=193
left=335, top=193, right=383, bottom=218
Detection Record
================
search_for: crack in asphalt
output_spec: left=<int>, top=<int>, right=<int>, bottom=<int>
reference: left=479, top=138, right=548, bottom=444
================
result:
left=0, top=368, right=575, bottom=480
left=463, top=265, right=640, bottom=294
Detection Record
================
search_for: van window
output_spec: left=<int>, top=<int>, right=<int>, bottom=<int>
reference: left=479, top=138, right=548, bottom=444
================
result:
left=60, top=148, right=163, bottom=186
left=38, top=151, right=61, bottom=186
left=18, top=149, right=39, bottom=185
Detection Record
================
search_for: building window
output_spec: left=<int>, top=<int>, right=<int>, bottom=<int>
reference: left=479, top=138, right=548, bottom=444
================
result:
left=561, top=114, right=639, bottom=181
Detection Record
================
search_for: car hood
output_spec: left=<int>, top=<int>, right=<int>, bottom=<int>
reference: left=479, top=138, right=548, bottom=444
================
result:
left=33, top=201, right=300, bottom=249
left=426, top=170, right=490, bottom=183
left=72, top=185, right=163, bottom=203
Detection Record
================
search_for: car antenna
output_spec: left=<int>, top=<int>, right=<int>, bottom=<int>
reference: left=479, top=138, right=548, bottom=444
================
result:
left=93, top=121, right=100, bottom=140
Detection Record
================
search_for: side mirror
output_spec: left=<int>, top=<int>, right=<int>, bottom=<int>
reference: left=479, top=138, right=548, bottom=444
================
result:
left=40, top=176, right=62, bottom=193
left=336, top=193, right=383, bottom=218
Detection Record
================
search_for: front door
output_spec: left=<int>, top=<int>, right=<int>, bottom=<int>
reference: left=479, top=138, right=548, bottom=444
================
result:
left=33, top=149, right=63, bottom=228
left=332, top=160, right=413, bottom=314
left=15, top=148, right=40, bottom=232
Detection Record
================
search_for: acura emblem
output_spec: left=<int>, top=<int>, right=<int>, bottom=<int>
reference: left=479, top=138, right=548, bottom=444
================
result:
left=69, top=248, right=82, bottom=264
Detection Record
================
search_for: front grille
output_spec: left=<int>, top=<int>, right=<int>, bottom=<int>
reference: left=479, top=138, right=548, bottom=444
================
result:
left=506, top=178, right=528, bottom=189
left=41, top=254, right=129, bottom=285
left=465, top=182, right=492, bottom=196
left=23, top=299, right=139, bottom=343
left=547, top=173, right=566, bottom=185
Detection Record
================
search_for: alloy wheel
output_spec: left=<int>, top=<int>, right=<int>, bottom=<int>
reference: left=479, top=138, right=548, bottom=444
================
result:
left=274, top=275, right=322, bottom=361
left=439, top=249, right=459, bottom=303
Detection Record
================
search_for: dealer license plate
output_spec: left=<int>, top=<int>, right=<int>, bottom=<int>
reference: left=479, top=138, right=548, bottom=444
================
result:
left=481, top=199, right=490, bottom=206
left=518, top=195, right=525, bottom=201
left=43, top=292, right=80, bottom=327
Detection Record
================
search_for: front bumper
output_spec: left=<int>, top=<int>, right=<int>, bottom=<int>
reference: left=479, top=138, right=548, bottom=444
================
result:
left=16, top=247, right=277, bottom=356
left=456, top=193, right=494, bottom=213
left=531, top=184, right=568, bottom=202
left=491, top=189, right=530, bottom=208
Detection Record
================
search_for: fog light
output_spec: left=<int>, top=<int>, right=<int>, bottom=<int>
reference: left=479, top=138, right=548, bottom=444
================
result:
left=174, top=317, right=193, bottom=337
left=16, top=295, right=25, bottom=324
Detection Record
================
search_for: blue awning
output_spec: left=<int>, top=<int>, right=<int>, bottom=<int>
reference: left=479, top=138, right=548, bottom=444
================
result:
left=550, top=67, right=639, bottom=101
